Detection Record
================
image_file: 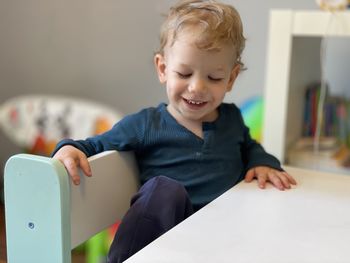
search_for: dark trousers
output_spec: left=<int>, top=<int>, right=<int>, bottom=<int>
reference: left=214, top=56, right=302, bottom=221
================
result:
left=107, top=176, right=194, bottom=263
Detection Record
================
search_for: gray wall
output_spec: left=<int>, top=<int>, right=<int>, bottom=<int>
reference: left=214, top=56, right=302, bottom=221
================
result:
left=1, top=0, right=348, bottom=170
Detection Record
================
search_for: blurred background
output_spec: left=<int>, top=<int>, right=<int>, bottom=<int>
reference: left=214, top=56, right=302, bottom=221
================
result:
left=1, top=0, right=350, bottom=261
left=0, top=0, right=320, bottom=169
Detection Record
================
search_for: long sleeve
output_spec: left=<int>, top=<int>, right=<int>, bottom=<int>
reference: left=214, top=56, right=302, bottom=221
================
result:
left=51, top=109, right=147, bottom=157
left=237, top=110, right=283, bottom=172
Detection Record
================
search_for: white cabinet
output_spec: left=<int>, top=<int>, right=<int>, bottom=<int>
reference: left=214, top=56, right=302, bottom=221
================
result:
left=262, top=10, right=350, bottom=173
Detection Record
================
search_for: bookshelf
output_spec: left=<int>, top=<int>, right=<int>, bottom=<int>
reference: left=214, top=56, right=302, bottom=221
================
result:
left=262, top=10, right=350, bottom=174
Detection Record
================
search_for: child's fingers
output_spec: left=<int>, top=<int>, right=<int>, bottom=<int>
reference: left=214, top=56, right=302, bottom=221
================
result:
left=245, top=167, right=297, bottom=191
left=268, top=172, right=285, bottom=190
left=256, top=173, right=267, bottom=189
left=244, top=168, right=255, bottom=182
left=63, top=157, right=81, bottom=185
left=79, top=154, right=92, bottom=177
left=278, top=173, right=293, bottom=189
left=282, top=171, right=297, bottom=185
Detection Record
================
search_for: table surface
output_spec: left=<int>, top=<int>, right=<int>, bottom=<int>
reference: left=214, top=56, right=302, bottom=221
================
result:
left=125, top=166, right=350, bottom=263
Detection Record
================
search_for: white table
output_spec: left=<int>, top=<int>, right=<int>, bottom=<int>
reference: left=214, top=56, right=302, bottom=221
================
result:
left=125, top=166, right=350, bottom=263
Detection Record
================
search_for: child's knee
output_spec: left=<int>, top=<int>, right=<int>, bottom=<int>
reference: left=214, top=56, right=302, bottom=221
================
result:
left=134, top=175, right=193, bottom=219
left=148, top=176, right=189, bottom=204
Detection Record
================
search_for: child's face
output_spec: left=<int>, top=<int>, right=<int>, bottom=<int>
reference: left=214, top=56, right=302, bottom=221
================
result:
left=155, top=33, right=240, bottom=123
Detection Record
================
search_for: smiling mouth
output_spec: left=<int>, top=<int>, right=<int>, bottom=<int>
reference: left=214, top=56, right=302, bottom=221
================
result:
left=183, top=98, right=207, bottom=107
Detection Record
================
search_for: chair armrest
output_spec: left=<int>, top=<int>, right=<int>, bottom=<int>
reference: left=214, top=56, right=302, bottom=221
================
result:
left=4, top=150, right=139, bottom=263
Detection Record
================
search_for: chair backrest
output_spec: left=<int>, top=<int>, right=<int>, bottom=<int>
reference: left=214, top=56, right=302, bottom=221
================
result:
left=4, top=150, right=139, bottom=263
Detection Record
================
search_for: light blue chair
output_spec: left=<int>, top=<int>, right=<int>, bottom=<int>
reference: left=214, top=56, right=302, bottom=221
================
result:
left=4, top=150, right=139, bottom=263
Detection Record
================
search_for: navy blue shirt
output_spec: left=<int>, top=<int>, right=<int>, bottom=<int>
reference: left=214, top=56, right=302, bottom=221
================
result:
left=53, top=103, right=282, bottom=207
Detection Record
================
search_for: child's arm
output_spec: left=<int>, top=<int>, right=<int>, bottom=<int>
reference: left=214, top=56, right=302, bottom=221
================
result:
left=53, top=145, right=92, bottom=185
left=51, top=111, right=147, bottom=185
left=232, top=105, right=296, bottom=190
left=244, top=166, right=297, bottom=190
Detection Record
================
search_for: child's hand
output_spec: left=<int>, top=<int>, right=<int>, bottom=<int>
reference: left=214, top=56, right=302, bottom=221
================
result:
left=53, top=145, right=92, bottom=185
left=244, top=166, right=297, bottom=190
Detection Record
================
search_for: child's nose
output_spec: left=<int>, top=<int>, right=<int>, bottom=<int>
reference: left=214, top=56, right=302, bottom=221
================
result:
left=189, top=78, right=206, bottom=93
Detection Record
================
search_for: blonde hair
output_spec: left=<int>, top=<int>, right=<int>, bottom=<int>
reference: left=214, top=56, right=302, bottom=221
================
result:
left=157, top=0, right=246, bottom=69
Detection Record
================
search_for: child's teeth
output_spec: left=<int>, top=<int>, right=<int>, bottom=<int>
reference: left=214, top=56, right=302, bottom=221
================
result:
left=189, top=100, right=202, bottom=105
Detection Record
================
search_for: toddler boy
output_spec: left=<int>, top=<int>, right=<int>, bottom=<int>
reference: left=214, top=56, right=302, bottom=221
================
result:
left=53, top=1, right=296, bottom=262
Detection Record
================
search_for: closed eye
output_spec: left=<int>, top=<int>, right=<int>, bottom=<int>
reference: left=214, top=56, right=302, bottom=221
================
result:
left=208, top=76, right=223, bottom=82
left=176, top=72, right=192, bottom=79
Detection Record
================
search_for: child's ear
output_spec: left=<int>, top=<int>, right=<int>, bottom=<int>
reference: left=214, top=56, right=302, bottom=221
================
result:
left=154, top=53, right=167, bottom=84
left=226, top=64, right=240, bottom=92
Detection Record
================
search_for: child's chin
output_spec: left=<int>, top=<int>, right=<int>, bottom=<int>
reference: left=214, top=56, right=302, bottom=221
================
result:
left=182, top=112, right=207, bottom=122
